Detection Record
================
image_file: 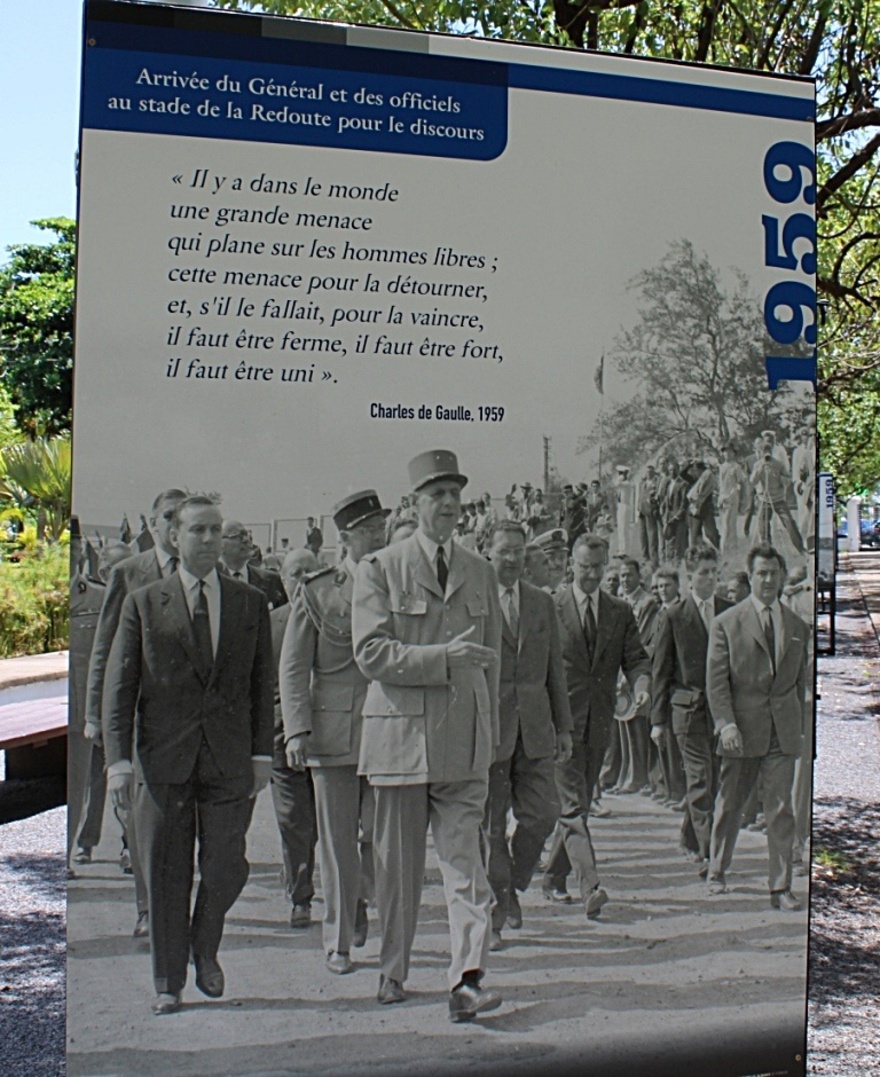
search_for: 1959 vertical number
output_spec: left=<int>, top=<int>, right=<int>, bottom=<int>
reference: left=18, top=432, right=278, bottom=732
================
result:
left=762, top=140, right=817, bottom=388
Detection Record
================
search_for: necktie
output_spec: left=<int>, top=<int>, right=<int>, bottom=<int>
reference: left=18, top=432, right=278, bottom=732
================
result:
left=193, top=580, right=214, bottom=673
left=167, top=556, right=179, bottom=577
left=762, top=605, right=776, bottom=675
left=233, top=570, right=242, bottom=579
left=583, top=594, right=596, bottom=659
left=701, top=599, right=712, bottom=633
left=504, top=587, right=519, bottom=638
left=436, top=546, right=448, bottom=592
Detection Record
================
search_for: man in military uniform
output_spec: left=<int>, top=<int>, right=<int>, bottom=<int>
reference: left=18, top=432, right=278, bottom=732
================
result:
left=269, top=548, right=321, bottom=929
left=352, top=450, right=503, bottom=1021
left=280, top=491, right=388, bottom=975
left=532, top=528, right=569, bottom=595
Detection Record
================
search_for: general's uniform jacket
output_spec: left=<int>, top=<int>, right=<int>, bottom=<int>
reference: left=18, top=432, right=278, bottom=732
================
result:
left=497, top=581, right=573, bottom=763
left=651, top=593, right=732, bottom=737
left=706, top=599, right=807, bottom=758
left=279, top=564, right=367, bottom=768
left=553, top=586, right=650, bottom=752
left=352, top=535, right=502, bottom=782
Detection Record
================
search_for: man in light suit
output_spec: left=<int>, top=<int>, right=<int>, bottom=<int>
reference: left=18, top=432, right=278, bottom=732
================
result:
left=103, top=495, right=274, bottom=1015
left=542, top=533, right=651, bottom=918
left=85, top=487, right=188, bottom=936
left=352, top=450, right=503, bottom=1021
left=281, top=491, right=388, bottom=974
left=705, top=543, right=808, bottom=910
left=484, top=520, right=573, bottom=950
left=651, top=545, right=732, bottom=871
left=220, top=519, right=288, bottom=610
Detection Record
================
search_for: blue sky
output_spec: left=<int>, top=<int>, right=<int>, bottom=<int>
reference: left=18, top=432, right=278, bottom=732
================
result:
left=1, top=2, right=82, bottom=253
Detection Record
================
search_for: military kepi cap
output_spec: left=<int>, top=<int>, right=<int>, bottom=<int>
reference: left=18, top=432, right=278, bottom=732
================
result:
left=408, top=449, right=468, bottom=492
left=533, top=528, right=568, bottom=552
left=332, top=490, right=391, bottom=532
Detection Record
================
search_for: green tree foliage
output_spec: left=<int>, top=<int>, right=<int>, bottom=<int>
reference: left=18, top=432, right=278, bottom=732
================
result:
left=0, top=435, right=72, bottom=543
left=0, top=218, right=75, bottom=436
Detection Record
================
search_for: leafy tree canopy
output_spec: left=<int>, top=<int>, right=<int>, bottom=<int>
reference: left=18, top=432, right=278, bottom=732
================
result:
left=0, top=218, right=75, bottom=436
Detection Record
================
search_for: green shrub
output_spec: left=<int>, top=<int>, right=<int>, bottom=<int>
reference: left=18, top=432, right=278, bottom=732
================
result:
left=0, top=543, right=69, bottom=657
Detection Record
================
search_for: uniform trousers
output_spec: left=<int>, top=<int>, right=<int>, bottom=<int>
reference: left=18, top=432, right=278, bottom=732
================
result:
left=544, top=738, right=603, bottom=898
left=135, top=739, right=254, bottom=995
left=709, top=728, right=797, bottom=892
left=311, top=766, right=374, bottom=954
left=373, top=777, right=491, bottom=989
left=483, top=740, right=559, bottom=930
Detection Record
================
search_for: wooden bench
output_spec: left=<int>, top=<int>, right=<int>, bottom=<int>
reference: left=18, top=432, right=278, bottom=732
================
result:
left=0, top=654, right=68, bottom=780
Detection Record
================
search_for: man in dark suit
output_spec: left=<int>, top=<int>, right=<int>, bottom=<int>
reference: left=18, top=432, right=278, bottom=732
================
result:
left=352, top=450, right=503, bottom=1021
left=220, top=518, right=287, bottom=610
left=483, top=520, right=573, bottom=950
left=85, top=487, right=188, bottom=935
left=705, top=543, right=808, bottom=909
left=268, top=548, right=320, bottom=930
left=542, top=533, right=651, bottom=919
left=651, top=545, right=732, bottom=870
left=103, top=495, right=274, bottom=1015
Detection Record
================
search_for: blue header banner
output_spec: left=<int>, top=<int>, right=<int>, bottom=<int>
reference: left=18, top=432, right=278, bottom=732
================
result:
left=82, top=23, right=509, bottom=161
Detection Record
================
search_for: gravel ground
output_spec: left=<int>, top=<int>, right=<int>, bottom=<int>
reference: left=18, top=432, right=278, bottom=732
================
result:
left=1, top=554, right=879, bottom=1076
left=807, top=553, right=880, bottom=1076
left=0, top=805, right=66, bottom=1077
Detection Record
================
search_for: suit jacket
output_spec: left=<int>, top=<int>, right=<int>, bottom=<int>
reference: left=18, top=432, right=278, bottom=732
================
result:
left=86, top=548, right=165, bottom=727
left=651, top=593, right=732, bottom=735
left=352, top=534, right=502, bottom=782
left=554, top=586, right=650, bottom=751
left=706, top=599, right=807, bottom=758
left=102, top=573, right=274, bottom=785
left=270, top=601, right=291, bottom=759
left=279, top=564, right=368, bottom=768
left=497, top=581, right=573, bottom=762
left=221, top=562, right=287, bottom=611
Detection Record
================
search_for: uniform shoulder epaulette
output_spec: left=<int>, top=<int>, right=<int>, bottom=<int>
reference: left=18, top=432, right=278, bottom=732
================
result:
left=303, top=565, right=334, bottom=587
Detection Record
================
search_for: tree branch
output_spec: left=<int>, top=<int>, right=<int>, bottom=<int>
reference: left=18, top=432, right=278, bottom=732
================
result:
left=818, top=109, right=880, bottom=141
left=817, top=133, right=880, bottom=211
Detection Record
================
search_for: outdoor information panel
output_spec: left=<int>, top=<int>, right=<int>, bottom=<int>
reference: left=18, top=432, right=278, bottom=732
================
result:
left=71, top=3, right=817, bottom=1075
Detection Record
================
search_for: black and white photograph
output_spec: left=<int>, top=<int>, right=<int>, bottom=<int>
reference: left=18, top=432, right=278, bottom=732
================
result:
left=67, top=4, right=817, bottom=1075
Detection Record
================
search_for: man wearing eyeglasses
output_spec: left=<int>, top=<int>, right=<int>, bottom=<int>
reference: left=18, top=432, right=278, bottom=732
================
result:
left=220, top=519, right=287, bottom=610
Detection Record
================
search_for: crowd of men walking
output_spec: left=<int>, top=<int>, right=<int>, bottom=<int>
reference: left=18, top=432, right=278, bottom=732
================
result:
left=67, top=443, right=811, bottom=1023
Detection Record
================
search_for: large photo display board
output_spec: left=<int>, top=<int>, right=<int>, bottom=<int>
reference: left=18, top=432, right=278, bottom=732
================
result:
left=70, top=2, right=817, bottom=1075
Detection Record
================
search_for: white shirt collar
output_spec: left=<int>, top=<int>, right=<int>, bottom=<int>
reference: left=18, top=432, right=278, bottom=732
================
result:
left=178, top=564, right=220, bottom=594
left=749, top=593, right=781, bottom=617
left=415, top=529, right=453, bottom=566
left=155, top=545, right=176, bottom=573
left=498, top=579, right=521, bottom=601
left=572, top=581, right=598, bottom=616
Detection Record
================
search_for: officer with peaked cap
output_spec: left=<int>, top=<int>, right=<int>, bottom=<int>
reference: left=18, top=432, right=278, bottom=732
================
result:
left=280, top=489, right=390, bottom=975
left=532, top=527, right=569, bottom=594
left=352, top=449, right=504, bottom=1021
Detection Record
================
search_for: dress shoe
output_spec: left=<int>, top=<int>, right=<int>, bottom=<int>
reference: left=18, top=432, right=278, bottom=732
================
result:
left=289, top=903, right=311, bottom=929
left=697, top=860, right=710, bottom=879
left=680, top=848, right=704, bottom=863
left=152, top=992, right=182, bottom=1016
left=507, top=888, right=523, bottom=930
left=326, top=950, right=353, bottom=975
left=352, top=900, right=368, bottom=947
left=194, top=955, right=225, bottom=998
left=72, top=846, right=92, bottom=865
left=542, top=883, right=573, bottom=905
left=585, top=887, right=608, bottom=920
left=651, top=790, right=667, bottom=801
left=377, top=975, right=406, bottom=1004
left=591, top=803, right=612, bottom=819
left=707, top=876, right=728, bottom=895
left=770, top=889, right=802, bottom=912
left=448, top=982, right=502, bottom=1023
left=133, top=911, right=149, bottom=939
left=672, top=798, right=687, bottom=813
left=793, top=862, right=808, bottom=877
left=119, top=847, right=133, bottom=875
left=747, top=814, right=767, bottom=832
